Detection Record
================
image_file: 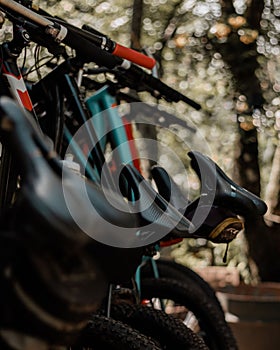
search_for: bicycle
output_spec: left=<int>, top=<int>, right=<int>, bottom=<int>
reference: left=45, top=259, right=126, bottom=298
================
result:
left=0, top=1, right=209, bottom=349
left=26, top=22, right=267, bottom=349
left=69, top=68, right=266, bottom=350
left=0, top=1, right=160, bottom=348
left=0, top=1, right=268, bottom=348
left=25, top=40, right=212, bottom=349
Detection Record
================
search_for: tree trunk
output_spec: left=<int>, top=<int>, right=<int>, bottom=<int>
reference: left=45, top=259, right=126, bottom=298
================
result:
left=233, top=116, right=280, bottom=282
left=234, top=123, right=261, bottom=196
left=209, top=0, right=280, bottom=281
left=131, top=0, right=143, bottom=50
left=245, top=216, right=280, bottom=282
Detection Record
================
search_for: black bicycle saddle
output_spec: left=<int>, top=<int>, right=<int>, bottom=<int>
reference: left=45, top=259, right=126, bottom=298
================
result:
left=188, top=151, right=267, bottom=216
left=0, top=97, right=154, bottom=341
left=120, top=164, right=193, bottom=241
left=0, top=97, right=143, bottom=249
left=150, top=166, right=189, bottom=211
left=151, top=152, right=267, bottom=243
left=152, top=151, right=267, bottom=218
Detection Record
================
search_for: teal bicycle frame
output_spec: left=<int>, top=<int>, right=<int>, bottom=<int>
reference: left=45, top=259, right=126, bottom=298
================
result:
left=85, top=85, right=135, bottom=169
left=85, top=85, right=160, bottom=294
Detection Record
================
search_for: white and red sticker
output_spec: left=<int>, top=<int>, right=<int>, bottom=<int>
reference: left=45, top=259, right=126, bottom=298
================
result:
left=3, top=70, right=33, bottom=111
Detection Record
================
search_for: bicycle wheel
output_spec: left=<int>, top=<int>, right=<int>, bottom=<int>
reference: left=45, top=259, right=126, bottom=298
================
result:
left=140, top=259, right=236, bottom=347
left=73, top=314, right=161, bottom=350
left=110, top=302, right=209, bottom=350
left=141, top=259, right=221, bottom=304
left=140, top=278, right=237, bottom=350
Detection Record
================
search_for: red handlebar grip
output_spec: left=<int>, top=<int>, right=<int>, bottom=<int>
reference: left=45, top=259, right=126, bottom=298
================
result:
left=113, top=43, right=156, bottom=69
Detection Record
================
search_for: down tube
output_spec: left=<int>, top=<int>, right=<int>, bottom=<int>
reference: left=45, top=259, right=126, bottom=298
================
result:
left=85, top=86, right=136, bottom=170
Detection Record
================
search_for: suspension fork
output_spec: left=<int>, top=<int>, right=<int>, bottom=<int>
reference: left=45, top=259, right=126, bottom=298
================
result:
left=0, top=24, right=37, bottom=114
left=0, top=25, right=38, bottom=213
left=135, top=248, right=167, bottom=310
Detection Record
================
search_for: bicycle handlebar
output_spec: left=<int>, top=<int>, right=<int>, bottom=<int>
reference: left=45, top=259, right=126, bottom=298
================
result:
left=81, top=24, right=156, bottom=69
left=0, top=0, right=155, bottom=69
left=60, top=20, right=201, bottom=108
left=84, top=65, right=201, bottom=110
left=116, top=64, right=202, bottom=110
left=0, top=0, right=201, bottom=109
left=53, top=19, right=155, bottom=69
left=0, top=0, right=120, bottom=68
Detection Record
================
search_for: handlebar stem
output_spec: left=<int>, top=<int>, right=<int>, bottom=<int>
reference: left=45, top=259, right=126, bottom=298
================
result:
left=6, top=24, right=30, bottom=56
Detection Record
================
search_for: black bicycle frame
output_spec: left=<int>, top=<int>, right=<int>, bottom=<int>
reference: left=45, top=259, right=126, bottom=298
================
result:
left=29, top=58, right=116, bottom=187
